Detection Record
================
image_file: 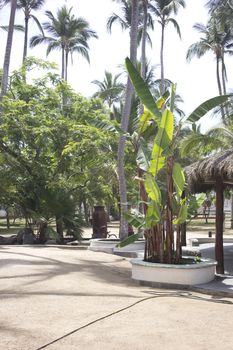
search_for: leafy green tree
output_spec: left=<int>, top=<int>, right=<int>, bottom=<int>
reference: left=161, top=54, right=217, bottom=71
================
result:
left=30, top=5, right=97, bottom=81
left=0, top=58, right=116, bottom=241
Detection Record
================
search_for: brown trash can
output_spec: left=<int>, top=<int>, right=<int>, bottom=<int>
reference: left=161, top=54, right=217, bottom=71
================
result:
left=92, top=206, right=108, bottom=238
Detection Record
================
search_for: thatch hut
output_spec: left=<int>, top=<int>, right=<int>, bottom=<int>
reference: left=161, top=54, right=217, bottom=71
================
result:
left=185, top=149, right=233, bottom=274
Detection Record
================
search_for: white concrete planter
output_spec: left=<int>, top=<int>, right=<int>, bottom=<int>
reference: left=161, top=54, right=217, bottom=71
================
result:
left=131, top=257, right=217, bottom=286
left=88, top=239, right=119, bottom=254
left=89, top=239, right=145, bottom=255
left=113, top=240, right=145, bottom=254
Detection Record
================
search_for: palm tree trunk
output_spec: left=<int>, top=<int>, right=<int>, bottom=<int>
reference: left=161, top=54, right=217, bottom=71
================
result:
left=221, top=54, right=227, bottom=95
left=160, top=20, right=165, bottom=95
left=221, top=53, right=230, bottom=119
left=231, top=193, right=233, bottom=229
left=61, top=46, right=65, bottom=80
left=216, top=57, right=222, bottom=94
left=1, top=0, right=17, bottom=96
left=23, top=16, right=29, bottom=63
left=65, top=50, right=69, bottom=82
left=216, top=57, right=225, bottom=122
left=118, top=0, right=139, bottom=240
left=141, top=0, right=148, bottom=80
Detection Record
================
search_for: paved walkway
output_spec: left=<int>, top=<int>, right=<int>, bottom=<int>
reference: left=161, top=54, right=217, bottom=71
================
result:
left=0, top=246, right=233, bottom=350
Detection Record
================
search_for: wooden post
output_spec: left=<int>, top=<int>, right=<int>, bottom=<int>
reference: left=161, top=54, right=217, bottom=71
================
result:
left=215, top=178, right=224, bottom=274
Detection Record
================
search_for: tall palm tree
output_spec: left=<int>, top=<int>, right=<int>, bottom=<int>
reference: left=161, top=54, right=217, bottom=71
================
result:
left=3, top=0, right=45, bottom=62
left=92, top=71, right=124, bottom=114
left=117, top=0, right=139, bottom=239
left=140, top=0, right=151, bottom=79
left=107, top=0, right=153, bottom=79
left=30, top=5, right=97, bottom=81
left=1, top=0, right=17, bottom=96
left=186, top=18, right=233, bottom=120
left=149, top=0, right=185, bottom=94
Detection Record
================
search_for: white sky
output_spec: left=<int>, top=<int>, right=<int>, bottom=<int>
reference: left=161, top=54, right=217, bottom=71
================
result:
left=0, top=0, right=232, bottom=122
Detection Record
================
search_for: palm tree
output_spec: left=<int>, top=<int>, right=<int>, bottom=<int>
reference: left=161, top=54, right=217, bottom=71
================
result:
left=117, top=0, right=139, bottom=239
left=186, top=18, right=233, bottom=120
left=140, top=0, right=152, bottom=79
left=107, top=0, right=153, bottom=79
left=206, top=0, right=233, bottom=15
left=3, top=0, right=45, bottom=62
left=149, top=0, right=185, bottom=94
left=1, top=0, right=17, bottom=96
left=30, top=5, right=97, bottom=81
left=92, top=71, right=124, bottom=113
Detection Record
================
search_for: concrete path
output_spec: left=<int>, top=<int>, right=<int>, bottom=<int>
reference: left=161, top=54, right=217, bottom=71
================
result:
left=0, top=246, right=233, bottom=350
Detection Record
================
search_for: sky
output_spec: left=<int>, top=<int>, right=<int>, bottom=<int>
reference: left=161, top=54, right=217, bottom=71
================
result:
left=0, top=0, right=232, bottom=124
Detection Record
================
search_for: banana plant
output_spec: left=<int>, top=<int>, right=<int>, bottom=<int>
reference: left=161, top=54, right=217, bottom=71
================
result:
left=117, top=57, right=232, bottom=264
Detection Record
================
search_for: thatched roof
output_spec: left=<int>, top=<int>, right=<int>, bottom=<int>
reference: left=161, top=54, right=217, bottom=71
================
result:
left=185, top=149, right=233, bottom=193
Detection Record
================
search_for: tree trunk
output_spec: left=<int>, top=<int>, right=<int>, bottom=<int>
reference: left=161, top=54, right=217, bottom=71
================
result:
left=118, top=0, right=139, bottom=240
left=83, top=196, right=89, bottom=226
left=38, top=221, right=48, bottom=244
left=215, top=178, right=224, bottom=274
left=181, top=222, right=187, bottom=246
left=230, top=193, right=233, bottom=229
left=160, top=20, right=165, bottom=95
left=56, top=216, right=64, bottom=243
left=65, top=49, right=69, bottom=82
left=216, top=56, right=225, bottom=122
left=61, top=46, right=65, bottom=80
left=1, top=0, right=17, bottom=96
left=140, top=0, right=148, bottom=80
left=6, top=210, right=10, bottom=229
left=221, top=53, right=229, bottom=118
left=23, top=16, right=29, bottom=63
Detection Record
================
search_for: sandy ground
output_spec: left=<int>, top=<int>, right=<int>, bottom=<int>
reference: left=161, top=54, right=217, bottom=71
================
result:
left=0, top=246, right=233, bottom=350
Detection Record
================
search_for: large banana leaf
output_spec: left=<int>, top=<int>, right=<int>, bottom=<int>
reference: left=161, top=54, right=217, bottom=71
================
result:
left=145, top=201, right=161, bottom=228
left=150, top=109, right=174, bottom=176
left=187, top=94, right=233, bottom=123
left=139, top=108, right=154, bottom=134
left=116, top=233, right=141, bottom=248
left=173, top=199, right=187, bottom=225
left=136, top=137, right=151, bottom=171
left=125, top=57, right=161, bottom=122
left=172, top=162, right=185, bottom=197
left=145, top=173, right=161, bottom=202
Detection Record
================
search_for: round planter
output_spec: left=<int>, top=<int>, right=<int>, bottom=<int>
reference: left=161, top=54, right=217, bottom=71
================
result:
left=88, top=239, right=119, bottom=254
left=113, top=239, right=145, bottom=254
left=88, top=239, right=145, bottom=255
left=131, top=257, right=217, bottom=286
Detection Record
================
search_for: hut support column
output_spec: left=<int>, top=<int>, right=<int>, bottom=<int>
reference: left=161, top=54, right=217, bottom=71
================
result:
left=215, top=178, right=224, bottom=274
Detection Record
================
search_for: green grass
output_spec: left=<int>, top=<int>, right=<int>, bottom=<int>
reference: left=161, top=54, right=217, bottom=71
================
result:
left=0, top=218, right=26, bottom=235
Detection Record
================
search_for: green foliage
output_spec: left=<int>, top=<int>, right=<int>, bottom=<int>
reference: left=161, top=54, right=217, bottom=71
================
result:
left=116, top=233, right=140, bottom=248
left=125, top=57, right=161, bottom=121
left=172, top=162, right=185, bottom=197
left=187, top=95, right=233, bottom=123
left=125, top=57, right=188, bottom=232
left=0, top=60, right=116, bottom=238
